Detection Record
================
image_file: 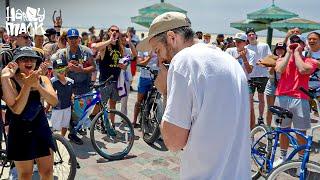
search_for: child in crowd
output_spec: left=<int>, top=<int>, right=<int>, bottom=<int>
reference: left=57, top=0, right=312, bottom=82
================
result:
left=50, top=58, right=74, bottom=136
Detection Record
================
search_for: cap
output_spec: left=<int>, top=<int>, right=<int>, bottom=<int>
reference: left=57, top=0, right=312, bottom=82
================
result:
left=67, top=28, right=80, bottom=38
left=52, top=58, right=68, bottom=69
left=290, top=35, right=303, bottom=44
left=203, top=33, right=211, bottom=37
left=44, top=28, right=57, bottom=37
left=217, top=34, right=224, bottom=38
left=234, top=33, right=247, bottom=41
left=13, top=46, right=41, bottom=62
left=137, top=12, right=191, bottom=51
left=273, top=42, right=287, bottom=55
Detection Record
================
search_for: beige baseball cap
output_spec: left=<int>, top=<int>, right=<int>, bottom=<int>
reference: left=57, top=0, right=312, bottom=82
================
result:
left=136, top=12, right=191, bottom=51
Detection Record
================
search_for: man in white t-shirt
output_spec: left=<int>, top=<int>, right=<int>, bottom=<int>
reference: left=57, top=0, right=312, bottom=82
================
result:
left=137, top=12, right=250, bottom=180
left=226, top=32, right=256, bottom=78
left=246, top=28, right=272, bottom=129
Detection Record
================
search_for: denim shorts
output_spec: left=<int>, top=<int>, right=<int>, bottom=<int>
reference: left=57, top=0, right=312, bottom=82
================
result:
left=274, top=96, right=311, bottom=130
left=264, top=79, right=276, bottom=96
left=100, top=82, right=121, bottom=102
left=138, top=77, right=152, bottom=94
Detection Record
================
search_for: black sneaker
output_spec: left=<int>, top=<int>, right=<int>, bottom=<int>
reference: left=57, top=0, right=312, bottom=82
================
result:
left=78, top=129, right=87, bottom=136
left=258, top=117, right=264, bottom=125
left=68, top=134, right=84, bottom=145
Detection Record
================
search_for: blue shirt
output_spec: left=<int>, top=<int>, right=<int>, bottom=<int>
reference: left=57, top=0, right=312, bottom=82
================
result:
left=51, top=77, right=74, bottom=109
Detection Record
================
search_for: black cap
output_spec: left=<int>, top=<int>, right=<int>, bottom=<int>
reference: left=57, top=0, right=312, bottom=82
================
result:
left=217, top=34, right=224, bottom=38
left=273, top=42, right=287, bottom=55
left=13, top=46, right=41, bottom=62
left=289, top=35, right=302, bottom=44
left=52, top=58, right=68, bottom=69
left=44, top=28, right=57, bottom=37
left=246, top=28, right=256, bottom=35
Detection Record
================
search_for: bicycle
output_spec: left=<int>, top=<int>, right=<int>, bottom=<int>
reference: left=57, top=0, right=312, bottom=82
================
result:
left=0, top=105, right=77, bottom=180
left=136, top=64, right=164, bottom=144
left=251, top=103, right=320, bottom=179
left=265, top=87, right=320, bottom=179
left=85, top=75, right=134, bottom=160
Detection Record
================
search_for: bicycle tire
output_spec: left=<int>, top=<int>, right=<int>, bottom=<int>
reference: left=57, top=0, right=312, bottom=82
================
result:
left=251, top=124, right=272, bottom=179
left=90, top=109, right=134, bottom=160
left=266, top=160, right=320, bottom=180
left=141, top=97, right=163, bottom=144
left=52, top=134, right=77, bottom=180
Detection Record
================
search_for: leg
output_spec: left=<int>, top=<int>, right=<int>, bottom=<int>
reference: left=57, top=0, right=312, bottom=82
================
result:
left=109, top=99, right=117, bottom=124
left=297, top=131, right=307, bottom=156
left=133, top=93, right=145, bottom=125
left=258, top=93, right=265, bottom=119
left=120, top=82, right=130, bottom=116
left=266, top=95, right=275, bottom=126
left=250, top=94, right=255, bottom=130
left=36, top=150, right=54, bottom=180
left=61, top=127, right=67, bottom=136
left=14, top=160, right=34, bottom=180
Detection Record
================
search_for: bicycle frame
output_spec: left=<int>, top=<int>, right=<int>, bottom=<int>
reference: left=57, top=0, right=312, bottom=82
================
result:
left=73, top=88, right=115, bottom=136
left=252, top=124, right=313, bottom=174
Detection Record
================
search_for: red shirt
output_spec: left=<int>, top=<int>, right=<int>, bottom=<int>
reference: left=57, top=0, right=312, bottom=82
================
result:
left=275, top=56, right=318, bottom=100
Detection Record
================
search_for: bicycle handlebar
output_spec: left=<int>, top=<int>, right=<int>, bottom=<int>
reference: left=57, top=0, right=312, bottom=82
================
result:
left=137, top=64, right=158, bottom=75
left=91, top=75, right=114, bottom=89
left=299, top=87, right=316, bottom=99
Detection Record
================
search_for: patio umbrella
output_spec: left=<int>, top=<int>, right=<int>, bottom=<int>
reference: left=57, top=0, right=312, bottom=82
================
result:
left=230, top=19, right=267, bottom=32
left=271, top=17, right=320, bottom=33
left=131, top=0, right=187, bottom=28
left=230, top=2, right=298, bottom=47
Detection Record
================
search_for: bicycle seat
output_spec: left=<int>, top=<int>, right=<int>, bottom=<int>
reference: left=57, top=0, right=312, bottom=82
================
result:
left=269, top=106, right=293, bottom=119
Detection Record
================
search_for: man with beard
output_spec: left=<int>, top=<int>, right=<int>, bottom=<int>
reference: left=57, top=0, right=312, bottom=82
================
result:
left=137, top=12, right=250, bottom=179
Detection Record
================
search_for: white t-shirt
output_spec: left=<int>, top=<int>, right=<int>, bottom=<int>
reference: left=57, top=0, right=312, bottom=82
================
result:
left=246, top=42, right=272, bottom=78
left=137, top=51, right=158, bottom=78
left=225, top=47, right=257, bottom=79
left=163, top=43, right=250, bottom=179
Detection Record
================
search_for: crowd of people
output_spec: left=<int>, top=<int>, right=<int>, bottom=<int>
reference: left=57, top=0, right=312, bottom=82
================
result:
left=0, top=10, right=320, bottom=179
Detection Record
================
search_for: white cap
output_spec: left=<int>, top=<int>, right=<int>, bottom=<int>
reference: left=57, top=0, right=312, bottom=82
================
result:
left=34, top=26, right=45, bottom=36
left=234, top=33, right=247, bottom=41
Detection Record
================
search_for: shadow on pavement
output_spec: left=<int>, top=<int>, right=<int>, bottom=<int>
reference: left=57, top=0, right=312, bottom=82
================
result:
left=96, top=154, right=137, bottom=163
left=70, top=136, right=97, bottom=160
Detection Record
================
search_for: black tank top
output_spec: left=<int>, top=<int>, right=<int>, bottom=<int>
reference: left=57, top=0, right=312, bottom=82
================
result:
left=99, top=45, right=122, bottom=82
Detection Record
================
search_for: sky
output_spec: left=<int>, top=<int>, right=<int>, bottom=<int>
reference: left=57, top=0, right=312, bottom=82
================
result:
left=0, top=0, right=319, bottom=37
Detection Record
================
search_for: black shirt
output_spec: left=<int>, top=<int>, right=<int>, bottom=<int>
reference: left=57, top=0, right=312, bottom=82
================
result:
left=51, top=77, right=73, bottom=109
left=99, top=45, right=122, bottom=82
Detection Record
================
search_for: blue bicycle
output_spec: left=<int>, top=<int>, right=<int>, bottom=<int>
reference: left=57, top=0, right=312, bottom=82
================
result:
left=251, top=87, right=320, bottom=179
left=73, top=75, right=134, bottom=160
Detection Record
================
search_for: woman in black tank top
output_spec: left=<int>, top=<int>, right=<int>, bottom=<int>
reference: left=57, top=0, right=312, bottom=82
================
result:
left=1, top=47, right=58, bottom=179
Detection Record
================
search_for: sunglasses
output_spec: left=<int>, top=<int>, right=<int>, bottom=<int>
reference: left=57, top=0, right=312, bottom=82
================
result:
left=18, top=57, right=37, bottom=63
left=18, top=35, right=29, bottom=39
left=68, top=36, right=78, bottom=40
left=110, top=29, right=119, bottom=33
left=54, top=66, right=67, bottom=73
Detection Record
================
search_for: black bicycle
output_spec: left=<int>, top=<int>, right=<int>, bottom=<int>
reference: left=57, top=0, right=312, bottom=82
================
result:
left=0, top=105, right=77, bottom=180
left=137, top=64, right=164, bottom=144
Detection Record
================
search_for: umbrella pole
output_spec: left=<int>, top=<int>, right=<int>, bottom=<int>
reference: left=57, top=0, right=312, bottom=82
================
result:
left=266, top=27, right=273, bottom=48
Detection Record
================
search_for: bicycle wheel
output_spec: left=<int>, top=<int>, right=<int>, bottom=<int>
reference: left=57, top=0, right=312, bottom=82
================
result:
left=251, top=124, right=272, bottom=179
left=142, top=96, right=163, bottom=144
left=267, top=160, right=320, bottom=180
left=52, top=134, right=77, bottom=180
left=90, top=109, right=134, bottom=160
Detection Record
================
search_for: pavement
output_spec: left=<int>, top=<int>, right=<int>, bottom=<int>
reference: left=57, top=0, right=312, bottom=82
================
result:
left=3, top=74, right=320, bottom=180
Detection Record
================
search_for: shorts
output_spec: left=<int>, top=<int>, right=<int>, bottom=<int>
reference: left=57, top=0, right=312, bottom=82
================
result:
left=100, top=82, right=121, bottom=102
left=249, top=77, right=269, bottom=94
left=274, top=96, right=311, bottom=130
left=51, top=107, right=71, bottom=130
left=138, top=77, right=152, bottom=94
left=264, top=79, right=276, bottom=96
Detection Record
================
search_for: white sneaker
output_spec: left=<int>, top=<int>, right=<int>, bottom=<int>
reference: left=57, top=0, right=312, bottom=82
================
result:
left=273, top=157, right=286, bottom=168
